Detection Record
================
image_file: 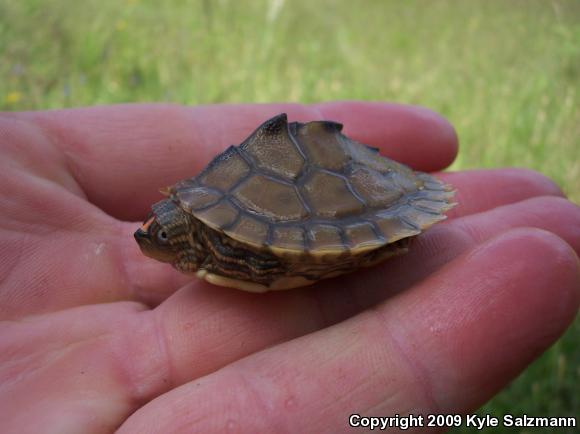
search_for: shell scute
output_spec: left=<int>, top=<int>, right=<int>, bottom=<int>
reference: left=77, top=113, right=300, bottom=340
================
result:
left=195, top=200, right=239, bottom=229
left=198, top=146, right=250, bottom=191
left=239, top=114, right=305, bottom=180
left=175, top=186, right=221, bottom=211
left=389, top=170, right=422, bottom=192
left=229, top=215, right=269, bottom=247
left=344, top=222, right=384, bottom=250
left=348, top=165, right=405, bottom=206
left=303, top=170, right=365, bottom=218
left=295, top=121, right=349, bottom=171
left=373, top=206, right=422, bottom=243
left=308, top=224, right=345, bottom=252
left=233, top=174, right=307, bottom=222
left=272, top=225, right=306, bottom=251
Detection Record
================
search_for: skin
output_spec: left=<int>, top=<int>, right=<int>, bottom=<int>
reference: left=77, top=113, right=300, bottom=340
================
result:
left=0, top=101, right=578, bottom=434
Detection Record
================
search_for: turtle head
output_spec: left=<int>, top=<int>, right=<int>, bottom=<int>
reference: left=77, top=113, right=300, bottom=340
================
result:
left=134, top=199, right=198, bottom=268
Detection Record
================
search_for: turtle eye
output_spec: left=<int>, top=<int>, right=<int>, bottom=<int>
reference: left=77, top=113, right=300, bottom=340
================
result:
left=157, top=229, right=169, bottom=244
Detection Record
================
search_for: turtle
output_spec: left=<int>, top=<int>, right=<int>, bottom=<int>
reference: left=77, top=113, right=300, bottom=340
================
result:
left=134, top=113, right=455, bottom=293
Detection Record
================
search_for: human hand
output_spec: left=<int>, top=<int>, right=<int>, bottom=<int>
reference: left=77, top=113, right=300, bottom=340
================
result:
left=0, top=102, right=578, bottom=433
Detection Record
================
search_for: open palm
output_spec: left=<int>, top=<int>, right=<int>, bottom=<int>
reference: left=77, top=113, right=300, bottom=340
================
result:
left=1, top=102, right=578, bottom=433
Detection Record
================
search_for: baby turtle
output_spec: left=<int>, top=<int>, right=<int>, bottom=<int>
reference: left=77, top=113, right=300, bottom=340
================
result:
left=135, top=113, right=455, bottom=292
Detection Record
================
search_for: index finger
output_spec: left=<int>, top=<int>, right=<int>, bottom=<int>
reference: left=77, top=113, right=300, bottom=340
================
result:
left=23, top=102, right=458, bottom=220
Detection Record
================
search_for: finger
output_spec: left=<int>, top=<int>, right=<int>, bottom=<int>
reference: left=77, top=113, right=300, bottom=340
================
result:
left=437, top=167, right=564, bottom=219
left=109, top=196, right=580, bottom=396
left=0, top=302, right=150, bottom=433
left=23, top=102, right=458, bottom=220
left=117, top=229, right=580, bottom=433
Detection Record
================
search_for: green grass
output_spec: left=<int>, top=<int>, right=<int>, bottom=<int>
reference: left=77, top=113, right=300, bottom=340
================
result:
left=1, top=0, right=578, bottom=431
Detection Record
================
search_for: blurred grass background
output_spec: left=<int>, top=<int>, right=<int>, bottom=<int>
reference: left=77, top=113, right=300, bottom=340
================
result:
left=1, top=0, right=578, bottom=431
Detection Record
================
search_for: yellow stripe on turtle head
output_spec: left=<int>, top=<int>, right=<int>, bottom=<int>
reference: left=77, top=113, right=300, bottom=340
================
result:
left=140, top=216, right=155, bottom=232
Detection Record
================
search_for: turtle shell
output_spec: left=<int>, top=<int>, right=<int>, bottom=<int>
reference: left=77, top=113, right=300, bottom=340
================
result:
left=169, top=113, right=455, bottom=257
